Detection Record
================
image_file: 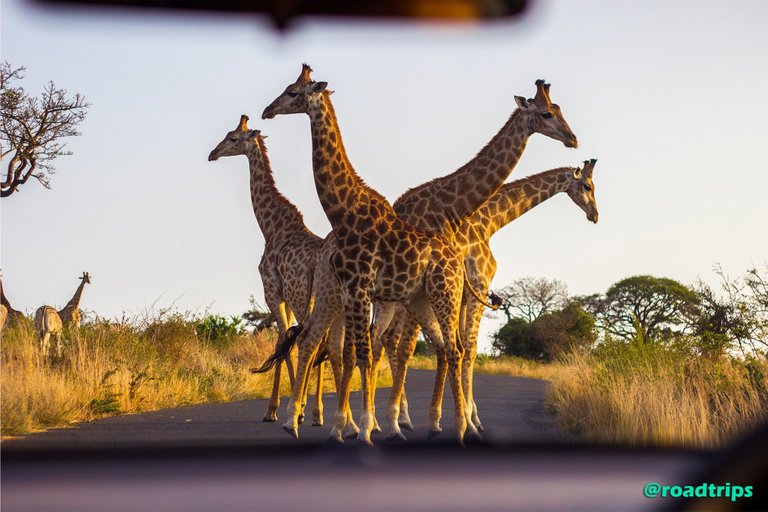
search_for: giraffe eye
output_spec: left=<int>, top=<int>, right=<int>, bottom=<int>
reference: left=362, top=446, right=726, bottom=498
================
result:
left=287, top=91, right=299, bottom=98
left=540, top=112, right=553, bottom=119
left=583, top=184, right=592, bottom=191
left=229, top=138, right=238, bottom=142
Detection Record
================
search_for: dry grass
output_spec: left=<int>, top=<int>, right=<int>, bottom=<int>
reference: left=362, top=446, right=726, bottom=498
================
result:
left=1, top=316, right=391, bottom=437
left=427, top=344, right=768, bottom=449
left=548, top=346, right=768, bottom=449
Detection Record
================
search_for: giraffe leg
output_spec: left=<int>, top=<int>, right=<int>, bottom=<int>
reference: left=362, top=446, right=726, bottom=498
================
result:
left=280, top=317, right=327, bottom=439
left=463, top=297, right=485, bottom=431
left=264, top=299, right=290, bottom=422
left=329, top=335, right=356, bottom=444
left=326, top=317, right=360, bottom=438
left=380, top=312, right=414, bottom=431
left=429, top=345, right=448, bottom=436
left=384, top=314, right=419, bottom=441
left=420, top=260, right=478, bottom=445
left=369, top=302, right=397, bottom=435
left=297, top=348, right=318, bottom=426
left=312, top=358, right=325, bottom=426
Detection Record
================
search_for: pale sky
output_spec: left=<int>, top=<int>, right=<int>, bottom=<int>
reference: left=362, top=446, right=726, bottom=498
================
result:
left=2, top=0, right=767, bottom=352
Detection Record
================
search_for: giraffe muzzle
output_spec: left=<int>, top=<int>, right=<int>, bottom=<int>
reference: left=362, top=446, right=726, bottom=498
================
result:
left=207, top=151, right=219, bottom=162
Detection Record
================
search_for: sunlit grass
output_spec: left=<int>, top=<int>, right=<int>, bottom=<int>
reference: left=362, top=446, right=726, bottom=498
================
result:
left=1, top=315, right=391, bottom=437
left=425, top=345, right=768, bottom=449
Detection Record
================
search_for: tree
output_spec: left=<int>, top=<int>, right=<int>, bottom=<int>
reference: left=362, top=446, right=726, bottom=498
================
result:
left=698, top=264, right=768, bottom=355
left=492, top=301, right=597, bottom=361
left=493, top=277, right=569, bottom=323
left=531, top=302, right=597, bottom=360
left=241, top=295, right=274, bottom=332
left=1, top=61, right=89, bottom=197
left=599, top=275, right=700, bottom=343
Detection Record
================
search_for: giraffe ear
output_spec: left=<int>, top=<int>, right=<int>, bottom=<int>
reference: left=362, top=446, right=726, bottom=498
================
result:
left=311, top=81, right=328, bottom=94
left=572, top=167, right=582, bottom=179
left=514, top=96, right=530, bottom=109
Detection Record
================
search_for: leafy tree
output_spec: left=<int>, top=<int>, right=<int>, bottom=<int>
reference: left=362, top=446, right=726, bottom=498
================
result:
left=492, top=301, right=596, bottom=361
left=493, top=277, right=569, bottom=323
left=531, top=302, right=597, bottom=360
left=241, top=295, right=274, bottom=332
left=598, top=275, right=700, bottom=344
left=1, top=61, right=89, bottom=197
left=491, top=317, right=534, bottom=357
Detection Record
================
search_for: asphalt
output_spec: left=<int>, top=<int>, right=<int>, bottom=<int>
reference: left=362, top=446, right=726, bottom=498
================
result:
left=2, top=369, right=575, bottom=451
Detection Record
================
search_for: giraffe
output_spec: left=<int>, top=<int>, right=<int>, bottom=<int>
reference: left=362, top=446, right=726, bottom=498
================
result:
left=1, top=279, right=26, bottom=328
left=262, top=65, right=492, bottom=445
left=365, top=78, right=580, bottom=440
left=57, top=272, right=91, bottom=334
left=259, top=67, right=578, bottom=442
left=0, top=304, right=7, bottom=334
left=374, top=159, right=600, bottom=437
left=34, top=305, right=63, bottom=357
left=209, top=115, right=331, bottom=424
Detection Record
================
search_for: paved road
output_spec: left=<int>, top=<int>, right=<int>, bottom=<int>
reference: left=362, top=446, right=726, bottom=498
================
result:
left=4, top=370, right=574, bottom=451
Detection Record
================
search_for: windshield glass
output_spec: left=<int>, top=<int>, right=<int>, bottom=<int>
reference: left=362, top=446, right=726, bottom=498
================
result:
left=1, top=0, right=766, bottom=455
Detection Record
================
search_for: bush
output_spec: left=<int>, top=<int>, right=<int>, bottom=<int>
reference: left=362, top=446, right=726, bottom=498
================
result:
left=492, top=302, right=596, bottom=362
left=195, top=314, right=245, bottom=345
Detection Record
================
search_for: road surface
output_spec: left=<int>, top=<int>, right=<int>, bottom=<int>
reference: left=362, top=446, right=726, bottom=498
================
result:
left=3, top=369, right=574, bottom=450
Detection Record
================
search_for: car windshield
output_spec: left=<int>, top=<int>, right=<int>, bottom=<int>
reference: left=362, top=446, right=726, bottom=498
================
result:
left=1, top=0, right=766, bottom=461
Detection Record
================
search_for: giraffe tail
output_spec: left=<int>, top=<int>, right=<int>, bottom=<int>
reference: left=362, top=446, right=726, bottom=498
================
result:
left=463, top=275, right=500, bottom=311
left=250, top=324, right=304, bottom=374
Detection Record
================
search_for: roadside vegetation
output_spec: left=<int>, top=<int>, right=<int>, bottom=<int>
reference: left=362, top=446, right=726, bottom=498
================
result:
left=483, top=266, right=768, bottom=449
left=1, top=308, right=391, bottom=437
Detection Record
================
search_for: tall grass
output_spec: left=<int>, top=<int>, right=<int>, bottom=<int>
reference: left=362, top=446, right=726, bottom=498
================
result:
left=1, top=314, right=391, bottom=437
left=549, top=341, right=768, bottom=449
left=415, top=343, right=767, bottom=449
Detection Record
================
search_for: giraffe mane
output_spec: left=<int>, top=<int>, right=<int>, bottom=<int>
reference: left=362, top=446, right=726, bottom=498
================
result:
left=320, top=91, right=390, bottom=207
left=499, top=166, right=576, bottom=193
left=255, top=134, right=307, bottom=224
left=394, top=109, right=525, bottom=208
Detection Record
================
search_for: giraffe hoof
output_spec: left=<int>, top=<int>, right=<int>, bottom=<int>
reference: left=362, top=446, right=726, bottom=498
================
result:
left=398, top=420, right=415, bottom=432
left=281, top=425, right=299, bottom=439
left=262, top=415, right=277, bottom=423
left=357, top=437, right=374, bottom=447
left=371, top=424, right=382, bottom=434
left=475, top=423, right=485, bottom=433
left=385, top=431, right=407, bottom=442
left=466, top=430, right=484, bottom=444
left=427, top=429, right=442, bottom=440
left=344, top=430, right=359, bottom=440
left=312, top=421, right=323, bottom=427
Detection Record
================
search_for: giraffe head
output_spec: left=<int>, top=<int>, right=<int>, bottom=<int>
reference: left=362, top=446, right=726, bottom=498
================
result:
left=566, top=159, right=599, bottom=223
left=514, top=80, right=578, bottom=148
left=261, top=64, right=329, bottom=120
left=80, top=272, right=91, bottom=284
left=208, top=115, right=262, bottom=161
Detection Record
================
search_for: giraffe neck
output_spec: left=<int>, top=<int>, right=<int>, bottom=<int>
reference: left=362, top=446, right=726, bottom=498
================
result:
left=394, top=109, right=534, bottom=235
left=306, top=91, right=393, bottom=230
left=244, top=138, right=308, bottom=239
left=61, top=279, right=87, bottom=318
left=473, top=167, right=574, bottom=240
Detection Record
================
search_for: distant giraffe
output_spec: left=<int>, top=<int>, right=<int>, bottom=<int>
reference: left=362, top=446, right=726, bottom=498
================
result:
left=34, top=305, right=63, bottom=357
left=58, top=272, right=91, bottom=334
left=209, top=116, right=341, bottom=426
left=0, top=304, right=7, bottom=334
left=262, top=65, right=499, bottom=445
left=1, top=279, right=26, bottom=329
left=374, top=160, right=600, bottom=435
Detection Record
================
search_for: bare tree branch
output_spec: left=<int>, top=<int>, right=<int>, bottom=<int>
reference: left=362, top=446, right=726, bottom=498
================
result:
left=1, top=61, right=89, bottom=198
